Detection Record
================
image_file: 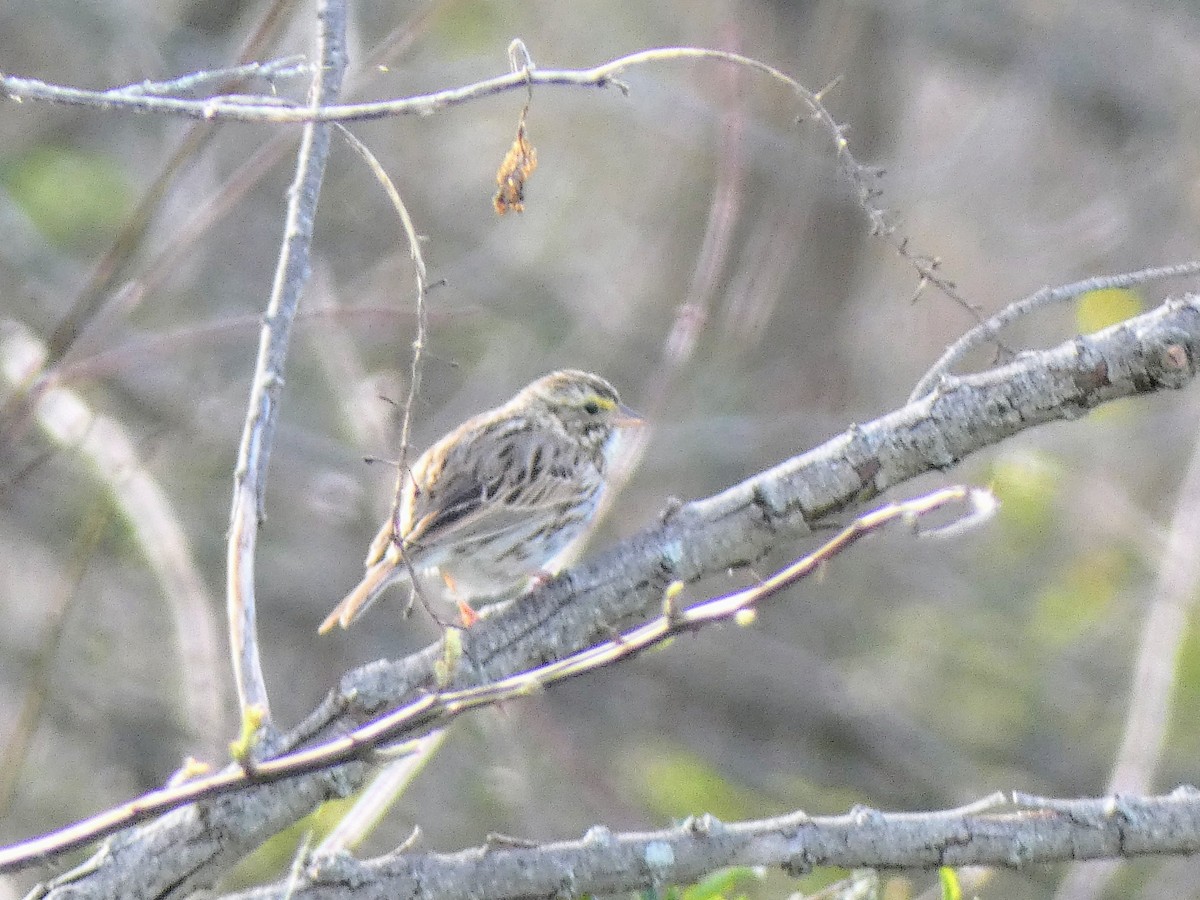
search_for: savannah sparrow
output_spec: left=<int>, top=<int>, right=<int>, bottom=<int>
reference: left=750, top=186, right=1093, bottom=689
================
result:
left=319, top=370, right=641, bottom=633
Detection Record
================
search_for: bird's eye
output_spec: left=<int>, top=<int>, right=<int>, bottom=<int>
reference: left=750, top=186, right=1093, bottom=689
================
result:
left=583, top=399, right=601, bottom=415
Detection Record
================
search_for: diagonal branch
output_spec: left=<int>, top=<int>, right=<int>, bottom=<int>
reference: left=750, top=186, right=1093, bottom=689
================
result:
left=909, top=261, right=1200, bottom=401
left=0, top=488, right=981, bottom=872
left=12, top=292, right=1200, bottom=898
left=297, top=292, right=1199, bottom=730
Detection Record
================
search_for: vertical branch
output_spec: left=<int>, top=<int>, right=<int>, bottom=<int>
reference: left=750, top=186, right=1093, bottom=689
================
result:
left=226, top=0, right=348, bottom=722
left=1052, top=420, right=1200, bottom=900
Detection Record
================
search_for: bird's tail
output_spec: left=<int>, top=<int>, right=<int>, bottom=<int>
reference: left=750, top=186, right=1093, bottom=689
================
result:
left=318, top=553, right=406, bottom=633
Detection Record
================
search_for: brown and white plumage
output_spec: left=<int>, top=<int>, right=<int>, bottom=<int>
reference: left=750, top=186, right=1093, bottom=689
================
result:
left=319, top=370, right=640, bottom=633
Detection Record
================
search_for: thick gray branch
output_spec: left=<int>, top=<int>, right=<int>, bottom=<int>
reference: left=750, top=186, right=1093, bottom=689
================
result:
left=317, top=294, right=1199, bottom=719
left=222, top=788, right=1200, bottom=899
left=35, top=295, right=1200, bottom=897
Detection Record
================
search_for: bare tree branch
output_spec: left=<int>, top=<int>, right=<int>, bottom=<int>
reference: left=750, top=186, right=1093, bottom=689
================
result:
left=11, top=292, right=1200, bottom=898
left=225, top=0, right=347, bottom=721
left=4, top=488, right=980, bottom=873
left=0, top=41, right=966, bottom=322
left=909, top=261, right=1200, bottom=401
left=218, top=788, right=1200, bottom=900
left=103, top=56, right=310, bottom=98
left=0, top=49, right=808, bottom=123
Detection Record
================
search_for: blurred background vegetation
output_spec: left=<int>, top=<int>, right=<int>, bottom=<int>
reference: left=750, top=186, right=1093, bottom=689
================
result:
left=2, top=0, right=1200, bottom=897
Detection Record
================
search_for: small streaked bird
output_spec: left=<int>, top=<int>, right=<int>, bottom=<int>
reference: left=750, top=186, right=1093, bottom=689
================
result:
left=319, top=370, right=641, bottom=634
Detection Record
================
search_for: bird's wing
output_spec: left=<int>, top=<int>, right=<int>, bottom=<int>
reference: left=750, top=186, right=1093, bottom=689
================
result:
left=403, top=423, right=596, bottom=553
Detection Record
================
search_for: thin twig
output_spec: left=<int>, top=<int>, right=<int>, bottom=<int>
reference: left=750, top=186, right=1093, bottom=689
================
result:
left=0, top=44, right=964, bottom=310
left=333, top=123, right=433, bottom=616
left=909, top=261, right=1200, bottom=402
left=225, top=0, right=348, bottom=721
left=295, top=76, right=449, bottom=853
left=104, top=56, right=310, bottom=97
left=333, top=126, right=428, bottom=516
left=0, top=487, right=982, bottom=871
left=0, top=49, right=801, bottom=123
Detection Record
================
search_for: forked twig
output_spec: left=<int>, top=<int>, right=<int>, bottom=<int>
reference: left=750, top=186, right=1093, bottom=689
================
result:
left=909, top=261, right=1200, bottom=402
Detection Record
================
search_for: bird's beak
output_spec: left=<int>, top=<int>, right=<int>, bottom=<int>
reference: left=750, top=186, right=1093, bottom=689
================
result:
left=614, top=403, right=645, bottom=428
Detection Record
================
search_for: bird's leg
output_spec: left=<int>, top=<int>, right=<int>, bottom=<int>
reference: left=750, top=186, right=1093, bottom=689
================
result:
left=404, top=560, right=451, bottom=628
left=440, top=571, right=480, bottom=627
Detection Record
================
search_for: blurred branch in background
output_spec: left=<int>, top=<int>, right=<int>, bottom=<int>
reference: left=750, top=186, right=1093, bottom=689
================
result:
left=1053, top=410, right=1200, bottom=899
left=38, top=0, right=307, bottom=371
left=0, top=500, right=109, bottom=819
left=0, top=322, right=226, bottom=755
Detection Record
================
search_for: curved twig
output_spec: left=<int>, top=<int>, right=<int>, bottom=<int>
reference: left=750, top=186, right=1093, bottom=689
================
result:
left=909, top=261, right=1200, bottom=402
